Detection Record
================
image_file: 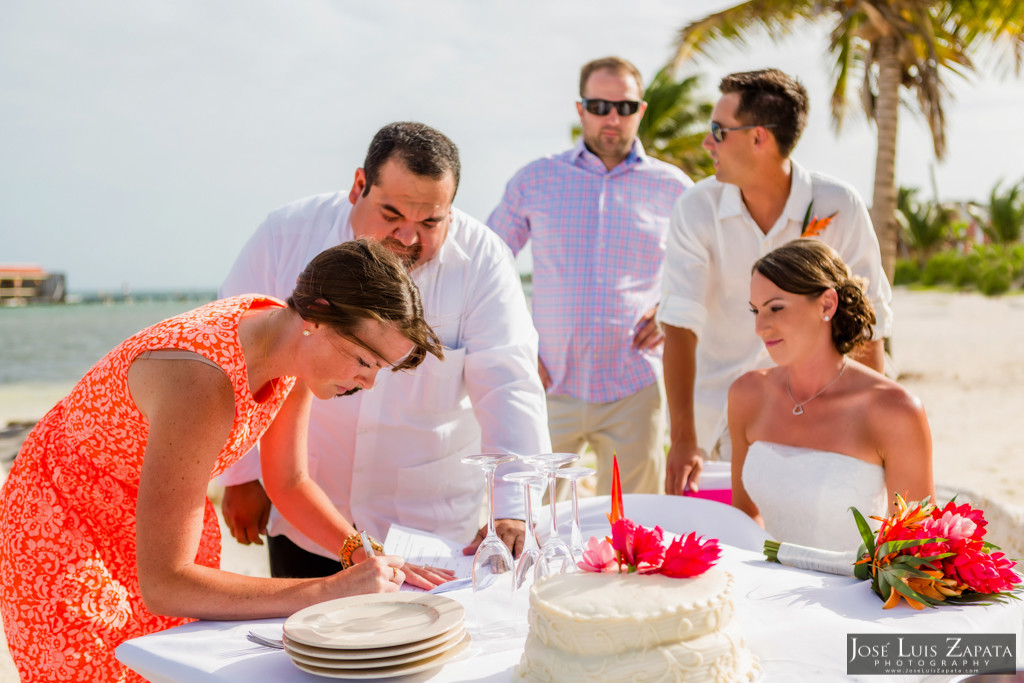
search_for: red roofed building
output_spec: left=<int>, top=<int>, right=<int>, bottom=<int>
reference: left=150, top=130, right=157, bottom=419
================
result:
left=0, top=264, right=66, bottom=304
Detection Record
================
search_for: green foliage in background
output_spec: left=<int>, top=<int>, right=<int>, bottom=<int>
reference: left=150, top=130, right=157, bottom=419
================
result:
left=897, top=244, right=1024, bottom=295
left=975, top=178, right=1024, bottom=245
left=896, top=186, right=960, bottom=266
left=666, top=0, right=1024, bottom=283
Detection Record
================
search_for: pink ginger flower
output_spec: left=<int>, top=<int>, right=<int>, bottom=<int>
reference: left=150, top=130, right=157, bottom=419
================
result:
left=661, top=532, right=721, bottom=578
left=611, top=518, right=665, bottom=571
left=577, top=537, right=618, bottom=573
left=925, top=502, right=987, bottom=543
left=947, top=547, right=1021, bottom=594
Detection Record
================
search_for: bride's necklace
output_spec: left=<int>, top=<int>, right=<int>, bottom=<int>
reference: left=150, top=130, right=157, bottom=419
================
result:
left=786, top=360, right=847, bottom=416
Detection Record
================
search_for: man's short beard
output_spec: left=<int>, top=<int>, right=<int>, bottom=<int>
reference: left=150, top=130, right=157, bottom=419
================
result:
left=382, top=237, right=422, bottom=268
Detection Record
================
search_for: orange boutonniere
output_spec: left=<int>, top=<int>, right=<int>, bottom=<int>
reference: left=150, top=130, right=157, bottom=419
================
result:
left=801, top=201, right=838, bottom=237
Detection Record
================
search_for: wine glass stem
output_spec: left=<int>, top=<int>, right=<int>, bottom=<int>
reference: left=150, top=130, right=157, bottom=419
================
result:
left=547, top=472, right=558, bottom=539
left=522, top=483, right=537, bottom=550
left=484, top=466, right=497, bottom=537
left=570, top=481, right=581, bottom=540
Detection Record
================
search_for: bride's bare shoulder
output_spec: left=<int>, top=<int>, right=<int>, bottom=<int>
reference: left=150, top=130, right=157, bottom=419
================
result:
left=729, top=366, right=778, bottom=402
left=849, top=363, right=927, bottom=424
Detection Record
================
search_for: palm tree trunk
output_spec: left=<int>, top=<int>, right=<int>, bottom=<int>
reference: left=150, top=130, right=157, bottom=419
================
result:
left=870, top=36, right=901, bottom=284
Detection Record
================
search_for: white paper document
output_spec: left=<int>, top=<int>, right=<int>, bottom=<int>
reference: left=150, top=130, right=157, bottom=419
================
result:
left=384, top=524, right=475, bottom=592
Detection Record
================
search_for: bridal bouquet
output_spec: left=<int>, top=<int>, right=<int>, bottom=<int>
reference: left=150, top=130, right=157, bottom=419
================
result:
left=578, top=456, right=721, bottom=578
left=765, top=494, right=1021, bottom=609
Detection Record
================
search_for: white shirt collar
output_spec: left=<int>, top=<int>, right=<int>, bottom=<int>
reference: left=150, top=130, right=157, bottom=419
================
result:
left=716, top=159, right=814, bottom=227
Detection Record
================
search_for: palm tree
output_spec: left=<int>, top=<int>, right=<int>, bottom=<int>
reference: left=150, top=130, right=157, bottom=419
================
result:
left=895, top=186, right=955, bottom=265
left=572, top=67, right=715, bottom=180
left=977, top=178, right=1024, bottom=244
left=668, top=1, right=1024, bottom=282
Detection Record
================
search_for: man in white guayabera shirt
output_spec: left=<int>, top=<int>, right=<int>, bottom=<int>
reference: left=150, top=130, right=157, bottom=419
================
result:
left=218, top=122, right=550, bottom=580
left=657, top=69, right=893, bottom=497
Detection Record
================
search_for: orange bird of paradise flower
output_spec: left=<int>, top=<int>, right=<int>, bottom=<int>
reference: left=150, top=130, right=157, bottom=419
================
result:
left=608, top=454, right=624, bottom=525
left=801, top=201, right=838, bottom=237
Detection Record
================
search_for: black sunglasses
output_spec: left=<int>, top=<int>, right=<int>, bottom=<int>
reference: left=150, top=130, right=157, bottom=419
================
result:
left=580, top=98, right=642, bottom=116
left=710, top=121, right=777, bottom=143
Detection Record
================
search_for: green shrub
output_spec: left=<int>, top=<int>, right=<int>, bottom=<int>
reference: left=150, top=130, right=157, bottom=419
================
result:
left=920, top=250, right=962, bottom=286
left=978, top=261, right=1014, bottom=295
left=955, top=251, right=984, bottom=287
left=893, top=259, right=921, bottom=285
left=914, top=244, right=1023, bottom=294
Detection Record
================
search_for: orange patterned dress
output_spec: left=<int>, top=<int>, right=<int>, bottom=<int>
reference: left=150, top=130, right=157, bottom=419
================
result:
left=0, top=295, right=295, bottom=682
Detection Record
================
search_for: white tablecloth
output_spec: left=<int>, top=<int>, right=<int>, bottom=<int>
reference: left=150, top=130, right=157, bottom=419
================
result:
left=116, top=494, right=1023, bottom=682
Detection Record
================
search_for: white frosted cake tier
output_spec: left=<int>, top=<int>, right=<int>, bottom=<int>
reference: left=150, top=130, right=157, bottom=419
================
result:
left=515, top=569, right=759, bottom=683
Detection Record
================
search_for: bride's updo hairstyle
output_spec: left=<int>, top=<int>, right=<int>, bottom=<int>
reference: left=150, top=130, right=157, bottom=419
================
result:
left=288, top=239, right=444, bottom=371
left=753, top=239, right=876, bottom=355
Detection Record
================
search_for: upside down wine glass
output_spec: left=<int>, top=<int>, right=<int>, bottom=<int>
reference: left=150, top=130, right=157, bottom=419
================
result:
left=521, top=452, right=580, bottom=578
left=502, top=470, right=546, bottom=590
left=502, top=469, right=547, bottom=633
left=461, top=453, right=518, bottom=638
left=555, top=466, right=596, bottom=565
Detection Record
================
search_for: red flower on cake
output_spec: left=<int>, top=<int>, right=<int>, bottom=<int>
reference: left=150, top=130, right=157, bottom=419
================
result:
left=612, top=518, right=666, bottom=571
left=661, top=532, right=723, bottom=578
left=579, top=458, right=722, bottom=579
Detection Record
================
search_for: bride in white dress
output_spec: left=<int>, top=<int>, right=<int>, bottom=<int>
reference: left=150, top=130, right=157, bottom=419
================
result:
left=729, top=240, right=935, bottom=551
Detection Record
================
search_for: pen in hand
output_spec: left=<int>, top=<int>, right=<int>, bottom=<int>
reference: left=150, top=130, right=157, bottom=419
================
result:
left=359, top=530, right=375, bottom=558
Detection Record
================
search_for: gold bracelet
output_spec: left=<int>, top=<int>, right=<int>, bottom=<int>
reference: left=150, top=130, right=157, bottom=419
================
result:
left=338, top=532, right=385, bottom=569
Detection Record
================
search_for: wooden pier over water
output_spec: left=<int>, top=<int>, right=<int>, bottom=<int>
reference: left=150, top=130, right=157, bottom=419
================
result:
left=0, top=265, right=66, bottom=305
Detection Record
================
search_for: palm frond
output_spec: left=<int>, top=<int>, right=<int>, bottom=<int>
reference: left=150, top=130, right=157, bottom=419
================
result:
left=670, top=0, right=825, bottom=67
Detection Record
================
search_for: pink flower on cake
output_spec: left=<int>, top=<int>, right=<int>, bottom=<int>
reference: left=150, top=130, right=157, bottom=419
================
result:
left=578, top=537, right=618, bottom=573
left=578, top=456, right=722, bottom=579
left=661, top=532, right=723, bottom=578
left=611, top=518, right=665, bottom=571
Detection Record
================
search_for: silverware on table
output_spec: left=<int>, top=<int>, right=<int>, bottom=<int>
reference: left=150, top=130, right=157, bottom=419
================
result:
left=246, top=631, right=284, bottom=650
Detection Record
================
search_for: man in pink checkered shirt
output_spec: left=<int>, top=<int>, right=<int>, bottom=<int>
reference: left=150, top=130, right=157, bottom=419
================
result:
left=489, top=56, right=693, bottom=496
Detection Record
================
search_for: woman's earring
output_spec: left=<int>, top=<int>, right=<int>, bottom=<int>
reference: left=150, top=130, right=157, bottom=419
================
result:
left=303, top=329, right=311, bottom=337
left=823, top=315, right=831, bottom=322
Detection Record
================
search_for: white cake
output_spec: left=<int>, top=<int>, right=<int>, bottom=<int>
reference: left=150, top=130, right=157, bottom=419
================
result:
left=514, top=569, right=759, bottom=682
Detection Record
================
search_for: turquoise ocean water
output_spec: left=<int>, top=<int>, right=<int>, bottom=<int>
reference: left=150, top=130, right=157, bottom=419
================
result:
left=0, top=296, right=214, bottom=386
left=0, top=279, right=530, bottom=421
left=0, top=296, right=213, bottom=423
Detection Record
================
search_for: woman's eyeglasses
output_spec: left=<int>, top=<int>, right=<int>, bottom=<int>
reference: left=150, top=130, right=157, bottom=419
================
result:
left=580, top=98, right=642, bottom=116
left=710, top=121, right=778, bottom=143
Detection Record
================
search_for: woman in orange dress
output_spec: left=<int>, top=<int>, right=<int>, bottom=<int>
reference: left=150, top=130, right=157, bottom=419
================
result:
left=0, top=240, right=448, bottom=682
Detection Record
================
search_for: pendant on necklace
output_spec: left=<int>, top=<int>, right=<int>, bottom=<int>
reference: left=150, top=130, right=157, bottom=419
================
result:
left=792, top=405, right=805, bottom=416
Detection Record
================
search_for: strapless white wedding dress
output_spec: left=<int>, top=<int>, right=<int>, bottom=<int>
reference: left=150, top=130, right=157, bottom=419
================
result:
left=742, top=441, right=888, bottom=551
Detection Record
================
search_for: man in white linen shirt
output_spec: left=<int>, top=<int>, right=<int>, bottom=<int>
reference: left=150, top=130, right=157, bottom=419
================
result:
left=218, top=122, right=550, bottom=578
left=657, top=68, right=893, bottom=496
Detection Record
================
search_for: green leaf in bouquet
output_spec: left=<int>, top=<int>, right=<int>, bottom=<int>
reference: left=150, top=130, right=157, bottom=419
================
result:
left=889, top=553, right=949, bottom=570
left=888, top=563, right=945, bottom=581
left=885, top=569, right=942, bottom=608
left=874, top=564, right=892, bottom=600
left=853, top=547, right=872, bottom=581
left=946, top=590, right=1021, bottom=606
left=875, top=536, right=946, bottom=558
left=850, top=507, right=876, bottom=554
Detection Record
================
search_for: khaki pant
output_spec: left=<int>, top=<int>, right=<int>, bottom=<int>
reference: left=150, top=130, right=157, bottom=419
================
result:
left=546, top=382, right=665, bottom=499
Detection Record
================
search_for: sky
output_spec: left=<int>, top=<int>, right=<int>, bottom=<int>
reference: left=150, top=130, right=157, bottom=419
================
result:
left=2, top=1, right=1023, bottom=292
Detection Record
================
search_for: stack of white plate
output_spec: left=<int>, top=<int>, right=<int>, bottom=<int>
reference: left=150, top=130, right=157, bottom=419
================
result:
left=282, top=592, right=470, bottom=679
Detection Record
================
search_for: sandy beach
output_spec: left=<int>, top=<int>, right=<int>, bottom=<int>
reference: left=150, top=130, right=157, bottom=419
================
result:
left=0, top=287, right=1022, bottom=679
